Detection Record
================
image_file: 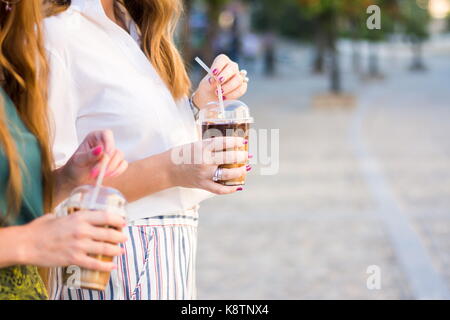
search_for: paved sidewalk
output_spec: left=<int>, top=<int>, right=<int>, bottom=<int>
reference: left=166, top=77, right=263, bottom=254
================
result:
left=196, top=42, right=450, bottom=299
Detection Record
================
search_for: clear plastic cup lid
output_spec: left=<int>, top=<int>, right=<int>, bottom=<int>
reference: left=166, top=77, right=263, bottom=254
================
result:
left=67, top=185, right=127, bottom=216
left=197, top=100, right=254, bottom=124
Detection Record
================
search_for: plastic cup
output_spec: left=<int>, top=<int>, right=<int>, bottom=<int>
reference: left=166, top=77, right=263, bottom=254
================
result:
left=198, top=100, right=254, bottom=186
left=62, top=185, right=127, bottom=291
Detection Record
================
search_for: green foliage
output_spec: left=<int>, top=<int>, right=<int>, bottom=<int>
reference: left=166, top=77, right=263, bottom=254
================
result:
left=399, top=0, right=430, bottom=40
left=278, top=4, right=315, bottom=40
left=250, top=0, right=292, bottom=32
left=296, top=0, right=426, bottom=42
left=298, top=0, right=374, bottom=17
left=359, top=0, right=398, bottom=42
left=203, top=0, right=231, bottom=6
left=250, top=0, right=315, bottom=39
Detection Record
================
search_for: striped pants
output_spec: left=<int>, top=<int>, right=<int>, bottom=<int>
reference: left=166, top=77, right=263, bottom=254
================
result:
left=52, top=210, right=199, bottom=300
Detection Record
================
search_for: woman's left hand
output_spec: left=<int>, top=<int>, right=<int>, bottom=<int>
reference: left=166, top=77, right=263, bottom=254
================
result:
left=59, top=130, right=128, bottom=189
left=193, top=54, right=249, bottom=109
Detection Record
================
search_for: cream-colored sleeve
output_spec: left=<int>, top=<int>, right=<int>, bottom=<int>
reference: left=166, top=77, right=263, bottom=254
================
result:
left=47, top=49, right=80, bottom=168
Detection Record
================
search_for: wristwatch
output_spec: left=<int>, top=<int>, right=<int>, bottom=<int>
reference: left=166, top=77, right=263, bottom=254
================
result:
left=189, top=91, right=200, bottom=120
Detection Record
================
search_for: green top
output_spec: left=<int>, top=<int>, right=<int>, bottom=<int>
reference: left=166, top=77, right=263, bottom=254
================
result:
left=0, top=88, right=47, bottom=300
left=0, top=89, right=44, bottom=226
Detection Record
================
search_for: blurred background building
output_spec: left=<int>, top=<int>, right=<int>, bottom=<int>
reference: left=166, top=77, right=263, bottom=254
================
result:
left=180, top=0, right=450, bottom=299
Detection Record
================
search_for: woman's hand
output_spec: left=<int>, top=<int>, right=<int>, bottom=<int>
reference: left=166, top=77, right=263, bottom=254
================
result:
left=193, top=54, right=249, bottom=109
left=55, top=130, right=128, bottom=202
left=169, top=137, right=250, bottom=195
left=18, top=211, right=127, bottom=271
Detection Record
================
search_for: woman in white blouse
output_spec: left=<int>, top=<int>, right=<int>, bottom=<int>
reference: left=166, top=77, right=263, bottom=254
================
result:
left=45, top=0, right=250, bottom=300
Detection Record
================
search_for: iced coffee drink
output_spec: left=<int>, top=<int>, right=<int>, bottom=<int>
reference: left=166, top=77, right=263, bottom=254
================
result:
left=199, top=100, right=253, bottom=186
left=62, top=186, right=127, bottom=291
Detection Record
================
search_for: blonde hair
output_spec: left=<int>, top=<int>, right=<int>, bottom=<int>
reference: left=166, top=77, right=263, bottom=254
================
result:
left=47, top=0, right=191, bottom=100
left=0, top=0, right=54, bottom=225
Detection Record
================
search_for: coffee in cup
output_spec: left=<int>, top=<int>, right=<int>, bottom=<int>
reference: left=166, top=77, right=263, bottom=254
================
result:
left=198, top=100, right=254, bottom=186
left=62, top=185, right=127, bottom=291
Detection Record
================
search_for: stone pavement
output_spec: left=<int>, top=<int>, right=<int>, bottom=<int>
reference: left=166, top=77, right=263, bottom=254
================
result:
left=195, top=41, right=450, bottom=299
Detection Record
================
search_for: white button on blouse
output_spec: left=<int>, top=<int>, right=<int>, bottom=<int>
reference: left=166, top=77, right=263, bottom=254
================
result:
left=45, top=0, right=213, bottom=222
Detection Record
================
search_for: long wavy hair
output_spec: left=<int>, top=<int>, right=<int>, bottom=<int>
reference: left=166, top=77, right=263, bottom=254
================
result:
left=47, top=0, right=191, bottom=100
left=0, top=0, right=54, bottom=225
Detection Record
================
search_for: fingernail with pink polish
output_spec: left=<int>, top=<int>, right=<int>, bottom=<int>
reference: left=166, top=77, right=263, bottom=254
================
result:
left=249, top=154, right=254, bottom=159
left=219, top=76, right=224, bottom=83
left=92, top=146, right=103, bottom=156
left=213, top=68, right=218, bottom=75
left=237, top=187, right=243, bottom=191
left=105, top=170, right=113, bottom=177
left=223, top=96, right=227, bottom=100
left=90, top=168, right=100, bottom=178
left=246, top=165, right=252, bottom=172
left=243, top=140, right=248, bottom=145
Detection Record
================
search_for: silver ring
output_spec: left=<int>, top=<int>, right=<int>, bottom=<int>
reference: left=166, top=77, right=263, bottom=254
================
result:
left=240, top=70, right=249, bottom=83
left=212, top=167, right=223, bottom=182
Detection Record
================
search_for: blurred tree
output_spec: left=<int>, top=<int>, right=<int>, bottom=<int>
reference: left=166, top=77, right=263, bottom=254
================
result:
left=340, top=0, right=383, bottom=75
left=201, top=0, right=232, bottom=64
left=298, top=0, right=335, bottom=75
left=359, top=0, right=399, bottom=78
left=249, top=0, right=299, bottom=76
left=250, top=0, right=313, bottom=39
left=297, top=0, right=404, bottom=89
left=297, top=0, right=374, bottom=92
left=398, top=0, right=430, bottom=71
left=179, top=0, right=194, bottom=64
left=298, top=0, right=338, bottom=90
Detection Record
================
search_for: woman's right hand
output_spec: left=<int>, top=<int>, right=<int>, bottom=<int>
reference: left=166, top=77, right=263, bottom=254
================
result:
left=169, top=137, right=250, bottom=195
left=19, top=211, right=127, bottom=271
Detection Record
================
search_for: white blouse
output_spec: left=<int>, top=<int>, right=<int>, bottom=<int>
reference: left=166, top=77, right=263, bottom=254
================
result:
left=44, top=0, right=212, bottom=222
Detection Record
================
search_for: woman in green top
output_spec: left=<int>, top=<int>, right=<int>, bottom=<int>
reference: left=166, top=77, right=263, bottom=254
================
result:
left=0, top=0, right=129, bottom=300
